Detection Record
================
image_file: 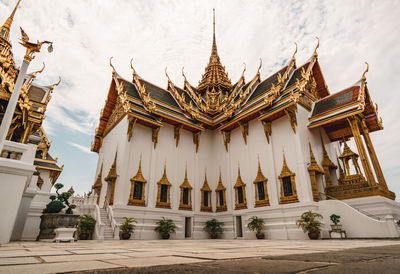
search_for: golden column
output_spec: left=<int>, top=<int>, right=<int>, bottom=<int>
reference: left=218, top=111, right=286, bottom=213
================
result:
left=347, top=116, right=376, bottom=185
left=360, top=119, right=388, bottom=189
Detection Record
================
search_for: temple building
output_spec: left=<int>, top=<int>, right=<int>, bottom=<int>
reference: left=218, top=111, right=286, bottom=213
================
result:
left=0, top=0, right=63, bottom=243
left=86, top=11, right=400, bottom=240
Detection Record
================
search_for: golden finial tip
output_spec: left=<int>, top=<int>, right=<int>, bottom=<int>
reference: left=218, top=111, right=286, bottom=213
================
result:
left=257, top=58, right=263, bottom=73
left=39, top=62, right=45, bottom=73
left=313, top=37, right=320, bottom=56
left=109, top=57, right=116, bottom=73
left=362, top=62, right=369, bottom=80
left=55, top=76, right=61, bottom=86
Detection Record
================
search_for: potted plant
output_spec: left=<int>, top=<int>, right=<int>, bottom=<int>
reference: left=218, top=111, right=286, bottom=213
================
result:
left=330, top=214, right=342, bottom=231
left=296, top=210, right=323, bottom=240
left=120, top=217, right=137, bottom=240
left=247, top=216, right=265, bottom=239
left=154, top=217, right=177, bottom=239
left=204, top=218, right=223, bottom=239
left=37, top=183, right=79, bottom=240
left=77, top=215, right=96, bottom=240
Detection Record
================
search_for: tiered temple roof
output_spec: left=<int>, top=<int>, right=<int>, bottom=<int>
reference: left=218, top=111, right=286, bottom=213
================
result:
left=92, top=15, right=382, bottom=155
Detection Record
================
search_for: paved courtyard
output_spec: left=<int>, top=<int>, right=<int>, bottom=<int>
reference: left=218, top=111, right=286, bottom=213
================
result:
left=0, top=239, right=399, bottom=273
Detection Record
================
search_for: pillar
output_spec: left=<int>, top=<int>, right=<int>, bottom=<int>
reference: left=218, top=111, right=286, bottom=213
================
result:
left=347, top=117, right=376, bottom=185
left=360, top=119, right=388, bottom=189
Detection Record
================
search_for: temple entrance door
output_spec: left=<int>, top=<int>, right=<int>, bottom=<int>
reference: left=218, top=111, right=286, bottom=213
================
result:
left=185, top=217, right=191, bottom=238
left=103, top=181, right=112, bottom=208
left=235, top=216, right=243, bottom=238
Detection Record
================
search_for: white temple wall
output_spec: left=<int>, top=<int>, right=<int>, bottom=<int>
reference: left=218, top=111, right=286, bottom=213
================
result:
left=210, top=129, right=230, bottom=210
left=122, top=122, right=152, bottom=206
left=193, top=130, right=214, bottom=211
left=270, top=115, right=298, bottom=199
left=91, top=105, right=397, bottom=241
left=98, top=115, right=129, bottom=207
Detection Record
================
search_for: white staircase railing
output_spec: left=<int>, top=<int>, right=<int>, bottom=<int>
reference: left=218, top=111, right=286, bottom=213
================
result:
left=105, top=203, right=119, bottom=240
left=319, top=192, right=382, bottom=221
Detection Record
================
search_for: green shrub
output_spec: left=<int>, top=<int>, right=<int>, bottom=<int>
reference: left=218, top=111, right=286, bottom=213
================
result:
left=77, top=215, right=96, bottom=236
left=44, top=200, right=64, bottom=213
left=330, top=214, right=341, bottom=225
left=44, top=183, right=76, bottom=214
left=247, top=216, right=265, bottom=234
left=204, top=218, right=223, bottom=239
left=154, top=217, right=177, bottom=236
left=120, top=217, right=137, bottom=234
left=296, top=210, right=323, bottom=234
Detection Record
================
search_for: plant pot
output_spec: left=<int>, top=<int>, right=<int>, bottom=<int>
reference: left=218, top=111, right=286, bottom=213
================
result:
left=37, top=213, right=79, bottom=240
left=161, top=233, right=170, bottom=239
left=256, top=233, right=265, bottom=239
left=79, top=233, right=89, bottom=240
left=330, top=224, right=342, bottom=231
left=308, top=232, right=320, bottom=240
left=210, top=233, right=218, bottom=239
left=121, top=232, right=131, bottom=240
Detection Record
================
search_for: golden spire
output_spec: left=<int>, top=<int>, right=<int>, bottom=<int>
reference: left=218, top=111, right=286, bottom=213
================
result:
left=234, top=163, right=245, bottom=187
left=132, top=156, right=146, bottom=183
left=198, top=9, right=232, bottom=94
left=0, top=0, right=21, bottom=41
left=105, top=153, right=118, bottom=181
left=201, top=169, right=211, bottom=191
left=211, top=9, right=218, bottom=60
left=254, top=157, right=266, bottom=183
left=308, top=141, right=324, bottom=173
left=216, top=167, right=226, bottom=191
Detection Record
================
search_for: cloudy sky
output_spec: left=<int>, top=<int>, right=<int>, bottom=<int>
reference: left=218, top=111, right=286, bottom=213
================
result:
left=1, top=0, right=399, bottom=197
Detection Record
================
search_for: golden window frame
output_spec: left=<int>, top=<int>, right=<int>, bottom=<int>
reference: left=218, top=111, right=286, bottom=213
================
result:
left=279, top=153, right=299, bottom=204
left=128, top=159, right=147, bottom=206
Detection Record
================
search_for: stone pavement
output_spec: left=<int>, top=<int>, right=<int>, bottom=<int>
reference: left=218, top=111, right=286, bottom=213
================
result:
left=0, top=239, right=399, bottom=273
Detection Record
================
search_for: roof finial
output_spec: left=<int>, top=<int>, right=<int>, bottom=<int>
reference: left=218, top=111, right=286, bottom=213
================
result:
left=3, top=0, right=21, bottom=29
left=313, top=37, right=320, bottom=57
left=211, top=8, right=218, bottom=58
left=292, top=42, right=298, bottom=61
left=109, top=57, right=116, bottom=75
left=362, top=62, right=369, bottom=81
left=165, top=67, right=172, bottom=84
left=1, top=0, right=22, bottom=41
left=213, top=9, right=216, bottom=43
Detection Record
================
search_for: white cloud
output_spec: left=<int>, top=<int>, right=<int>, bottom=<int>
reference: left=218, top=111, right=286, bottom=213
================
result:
left=68, top=142, right=92, bottom=154
left=2, top=0, right=399, bottom=195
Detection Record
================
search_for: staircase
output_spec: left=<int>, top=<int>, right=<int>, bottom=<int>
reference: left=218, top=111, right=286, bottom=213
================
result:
left=99, top=208, right=114, bottom=240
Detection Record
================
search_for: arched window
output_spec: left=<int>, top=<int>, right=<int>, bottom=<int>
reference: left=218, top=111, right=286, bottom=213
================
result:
left=216, top=171, right=227, bottom=212
left=201, top=172, right=212, bottom=212
left=253, top=160, right=269, bottom=207
left=128, top=159, right=147, bottom=206
left=279, top=153, right=298, bottom=204
left=156, top=162, right=172, bottom=208
left=179, top=168, right=192, bottom=210
left=234, top=167, right=247, bottom=210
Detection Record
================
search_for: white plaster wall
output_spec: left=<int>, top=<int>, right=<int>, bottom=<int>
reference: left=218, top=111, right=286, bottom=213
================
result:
left=20, top=191, right=52, bottom=241
left=0, top=142, right=36, bottom=243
